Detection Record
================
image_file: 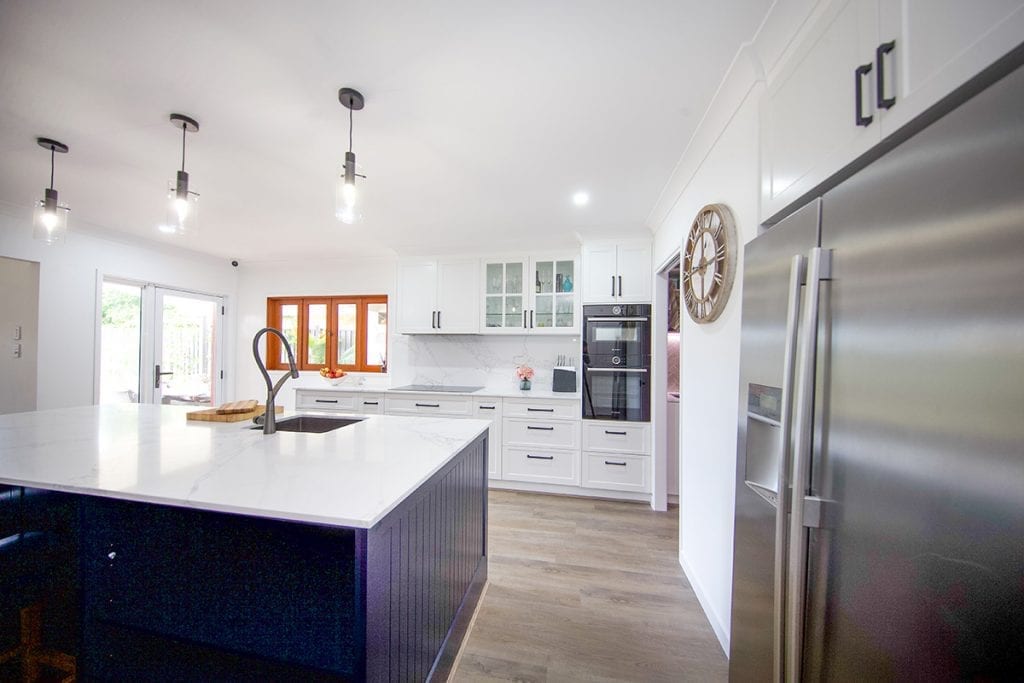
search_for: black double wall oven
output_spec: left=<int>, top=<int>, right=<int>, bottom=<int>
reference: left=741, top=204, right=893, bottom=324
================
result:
left=582, top=304, right=651, bottom=421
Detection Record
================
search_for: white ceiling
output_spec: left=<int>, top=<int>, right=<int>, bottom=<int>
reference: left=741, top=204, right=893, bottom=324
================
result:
left=0, top=0, right=770, bottom=262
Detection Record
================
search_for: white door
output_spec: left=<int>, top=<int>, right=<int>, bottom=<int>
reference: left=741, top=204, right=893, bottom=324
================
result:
left=615, top=243, right=653, bottom=302
left=877, top=0, right=1024, bottom=135
left=152, top=288, right=223, bottom=406
left=581, top=244, right=618, bottom=304
left=396, top=261, right=438, bottom=334
left=760, top=0, right=880, bottom=221
left=436, top=259, right=479, bottom=333
left=98, top=280, right=224, bottom=406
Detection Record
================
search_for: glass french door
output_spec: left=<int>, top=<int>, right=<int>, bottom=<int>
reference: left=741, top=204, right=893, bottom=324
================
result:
left=98, top=280, right=224, bottom=406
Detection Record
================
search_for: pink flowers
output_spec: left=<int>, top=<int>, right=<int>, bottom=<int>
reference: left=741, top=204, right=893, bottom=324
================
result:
left=516, top=365, right=535, bottom=381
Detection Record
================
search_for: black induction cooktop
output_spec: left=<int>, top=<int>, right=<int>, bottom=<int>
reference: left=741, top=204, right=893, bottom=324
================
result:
left=389, top=384, right=484, bottom=393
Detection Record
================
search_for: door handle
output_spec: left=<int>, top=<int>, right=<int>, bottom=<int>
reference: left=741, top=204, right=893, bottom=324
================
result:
left=876, top=40, right=896, bottom=109
left=771, top=253, right=807, bottom=682
left=855, top=63, right=874, bottom=127
left=154, top=364, right=174, bottom=388
left=786, top=247, right=831, bottom=682
left=611, top=276, right=616, bottom=297
left=618, top=275, right=623, bottom=297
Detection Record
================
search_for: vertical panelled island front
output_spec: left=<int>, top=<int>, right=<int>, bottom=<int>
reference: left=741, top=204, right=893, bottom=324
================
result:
left=0, top=405, right=489, bottom=681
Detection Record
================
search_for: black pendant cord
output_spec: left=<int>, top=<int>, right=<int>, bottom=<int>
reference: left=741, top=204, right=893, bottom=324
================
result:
left=348, top=105, right=354, bottom=153
left=181, top=122, right=187, bottom=172
left=49, top=146, right=55, bottom=190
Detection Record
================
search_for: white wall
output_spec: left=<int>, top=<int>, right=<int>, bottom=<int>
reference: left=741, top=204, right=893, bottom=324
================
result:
left=0, top=205, right=239, bottom=410
left=234, top=258, right=581, bottom=407
left=0, top=256, right=39, bottom=414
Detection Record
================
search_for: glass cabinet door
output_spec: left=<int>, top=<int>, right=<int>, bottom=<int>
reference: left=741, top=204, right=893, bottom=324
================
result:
left=484, top=260, right=525, bottom=330
left=532, top=258, right=576, bottom=330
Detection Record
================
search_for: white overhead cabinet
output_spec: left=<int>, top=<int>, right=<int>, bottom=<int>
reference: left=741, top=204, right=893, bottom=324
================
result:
left=396, top=259, right=479, bottom=334
left=581, top=241, right=652, bottom=304
left=761, top=0, right=1024, bottom=221
left=480, top=255, right=579, bottom=334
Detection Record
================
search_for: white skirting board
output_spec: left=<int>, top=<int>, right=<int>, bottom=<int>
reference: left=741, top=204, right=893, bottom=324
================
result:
left=679, top=550, right=730, bottom=656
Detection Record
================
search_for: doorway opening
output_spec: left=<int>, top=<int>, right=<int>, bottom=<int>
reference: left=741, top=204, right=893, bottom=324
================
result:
left=652, top=254, right=681, bottom=511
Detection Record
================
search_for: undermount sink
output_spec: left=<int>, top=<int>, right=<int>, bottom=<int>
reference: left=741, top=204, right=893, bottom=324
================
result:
left=253, top=416, right=363, bottom=433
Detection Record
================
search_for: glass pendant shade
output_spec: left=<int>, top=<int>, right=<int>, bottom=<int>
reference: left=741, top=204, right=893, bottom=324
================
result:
left=33, top=188, right=69, bottom=245
left=163, top=169, right=199, bottom=235
left=334, top=149, right=360, bottom=224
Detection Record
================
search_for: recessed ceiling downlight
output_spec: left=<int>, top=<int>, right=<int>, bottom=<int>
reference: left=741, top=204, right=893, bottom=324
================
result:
left=572, top=191, right=589, bottom=206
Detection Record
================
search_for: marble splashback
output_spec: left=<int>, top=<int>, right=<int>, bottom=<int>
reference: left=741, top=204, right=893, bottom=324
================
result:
left=388, top=333, right=581, bottom=391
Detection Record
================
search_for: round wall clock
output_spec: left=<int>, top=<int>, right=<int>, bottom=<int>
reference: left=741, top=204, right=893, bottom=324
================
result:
left=682, top=203, right=737, bottom=324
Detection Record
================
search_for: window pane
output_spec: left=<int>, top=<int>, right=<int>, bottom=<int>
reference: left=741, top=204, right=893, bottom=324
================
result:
left=279, top=304, right=299, bottom=364
left=366, top=303, right=388, bottom=368
left=160, top=294, right=217, bottom=406
left=337, top=303, right=357, bottom=366
left=307, top=303, right=327, bottom=365
left=100, top=282, right=142, bottom=404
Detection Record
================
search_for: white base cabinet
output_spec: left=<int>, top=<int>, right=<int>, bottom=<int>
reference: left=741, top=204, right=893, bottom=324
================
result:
left=581, top=420, right=651, bottom=494
left=473, top=397, right=502, bottom=480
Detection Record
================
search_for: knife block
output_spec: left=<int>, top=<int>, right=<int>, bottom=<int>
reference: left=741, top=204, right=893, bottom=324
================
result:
left=552, top=366, right=577, bottom=393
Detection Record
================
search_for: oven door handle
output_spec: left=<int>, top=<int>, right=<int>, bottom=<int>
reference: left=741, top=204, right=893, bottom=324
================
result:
left=584, top=317, right=649, bottom=323
left=585, top=367, right=648, bottom=373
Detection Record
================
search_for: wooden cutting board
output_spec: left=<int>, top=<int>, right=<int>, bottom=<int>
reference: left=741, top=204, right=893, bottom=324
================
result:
left=216, top=399, right=259, bottom=415
left=186, top=404, right=283, bottom=423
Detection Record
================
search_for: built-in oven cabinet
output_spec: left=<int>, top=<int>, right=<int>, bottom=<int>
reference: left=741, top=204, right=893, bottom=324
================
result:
left=480, top=254, right=580, bottom=335
left=582, top=368, right=650, bottom=422
left=473, top=398, right=503, bottom=480
left=296, top=389, right=385, bottom=415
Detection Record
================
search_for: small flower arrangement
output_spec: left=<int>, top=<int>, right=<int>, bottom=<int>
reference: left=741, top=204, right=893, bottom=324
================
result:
left=516, top=365, right=534, bottom=381
left=516, top=365, right=534, bottom=390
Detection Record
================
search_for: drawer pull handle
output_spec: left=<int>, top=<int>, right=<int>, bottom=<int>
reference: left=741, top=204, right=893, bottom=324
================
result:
left=604, top=460, right=628, bottom=467
left=604, top=430, right=628, bottom=436
left=478, top=406, right=496, bottom=410
left=527, top=408, right=554, bottom=412
left=363, top=401, right=379, bottom=406
left=527, top=426, right=555, bottom=431
left=527, top=454, right=555, bottom=460
left=415, top=403, right=440, bottom=408
left=315, top=399, right=339, bottom=404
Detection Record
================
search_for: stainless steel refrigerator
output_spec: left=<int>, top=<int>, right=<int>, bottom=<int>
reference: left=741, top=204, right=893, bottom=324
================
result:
left=729, top=56, right=1024, bottom=680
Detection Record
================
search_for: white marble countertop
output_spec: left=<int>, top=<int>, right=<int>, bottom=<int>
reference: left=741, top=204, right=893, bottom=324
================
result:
left=299, top=383, right=582, bottom=401
left=0, top=405, right=489, bottom=529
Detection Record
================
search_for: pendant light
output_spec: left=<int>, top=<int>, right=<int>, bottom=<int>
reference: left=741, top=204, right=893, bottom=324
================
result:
left=163, top=113, right=200, bottom=235
left=33, top=138, right=70, bottom=245
left=335, top=87, right=365, bottom=225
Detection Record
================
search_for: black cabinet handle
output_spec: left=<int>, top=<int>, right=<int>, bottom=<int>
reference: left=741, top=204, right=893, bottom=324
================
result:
left=604, top=430, right=628, bottom=436
left=876, top=40, right=896, bottom=109
left=363, top=401, right=378, bottom=406
left=604, top=460, right=628, bottom=467
left=415, top=403, right=440, bottom=408
left=315, top=399, right=339, bottom=404
left=523, top=310, right=527, bottom=329
left=611, top=276, right=616, bottom=297
left=431, top=311, right=437, bottom=329
left=618, top=275, right=623, bottom=297
left=529, top=310, right=534, bottom=328
left=527, top=454, right=554, bottom=460
left=527, top=425, right=555, bottom=431
left=437, top=310, right=441, bottom=329
left=478, top=405, right=495, bottom=410
left=527, top=407, right=554, bottom=412
left=855, top=63, right=873, bottom=127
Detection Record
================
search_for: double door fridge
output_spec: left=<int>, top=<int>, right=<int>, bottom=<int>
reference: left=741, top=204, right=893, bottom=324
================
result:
left=729, top=56, right=1024, bottom=679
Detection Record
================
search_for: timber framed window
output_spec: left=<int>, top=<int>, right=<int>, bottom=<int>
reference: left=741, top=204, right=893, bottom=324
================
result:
left=266, top=296, right=387, bottom=372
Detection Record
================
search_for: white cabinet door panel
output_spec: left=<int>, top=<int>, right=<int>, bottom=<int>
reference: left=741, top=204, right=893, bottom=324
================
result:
left=581, top=245, right=618, bottom=304
left=396, top=262, right=437, bottom=334
left=614, top=243, right=652, bottom=303
left=437, top=259, right=479, bottom=333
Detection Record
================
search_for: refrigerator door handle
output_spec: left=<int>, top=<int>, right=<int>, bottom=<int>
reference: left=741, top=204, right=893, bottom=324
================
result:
left=772, top=253, right=806, bottom=682
left=786, top=247, right=831, bottom=681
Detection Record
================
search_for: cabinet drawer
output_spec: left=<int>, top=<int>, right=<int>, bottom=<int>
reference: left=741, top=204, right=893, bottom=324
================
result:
left=502, top=398, right=579, bottom=420
left=385, top=395, right=473, bottom=417
left=295, top=390, right=360, bottom=412
left=356, top=394, right=385, bottom=414
left=502, top=446, right=579, bottom=486
left=503, top=417, right=579, bottom=449
left=582, top=452, right=649, bottom=493
left=582, top=422, right=650, bottom=454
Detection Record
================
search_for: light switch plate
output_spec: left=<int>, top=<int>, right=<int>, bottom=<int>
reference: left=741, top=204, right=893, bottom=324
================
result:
left=12, top=325, right=21, bottom=340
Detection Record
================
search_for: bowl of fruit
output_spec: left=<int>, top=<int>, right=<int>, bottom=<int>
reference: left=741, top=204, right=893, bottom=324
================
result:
left=319, top=367, right=347, bottom=385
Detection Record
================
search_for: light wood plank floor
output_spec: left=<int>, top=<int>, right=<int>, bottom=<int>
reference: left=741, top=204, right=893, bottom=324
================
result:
left=450, top=490, right=728, bottom=682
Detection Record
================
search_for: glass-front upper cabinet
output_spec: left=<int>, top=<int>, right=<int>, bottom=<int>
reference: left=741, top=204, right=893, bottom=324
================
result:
left=481, top=254, right=579, bottom=335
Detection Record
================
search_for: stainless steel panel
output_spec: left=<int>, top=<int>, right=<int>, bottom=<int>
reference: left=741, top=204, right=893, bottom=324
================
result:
left=729, top=200, right=820, bottom=681
left=807, top=62, right=1024, bottom=679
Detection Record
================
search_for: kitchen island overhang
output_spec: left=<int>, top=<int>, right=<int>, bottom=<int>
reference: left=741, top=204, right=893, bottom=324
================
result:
left=0, top=405, right=490, bottom=680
